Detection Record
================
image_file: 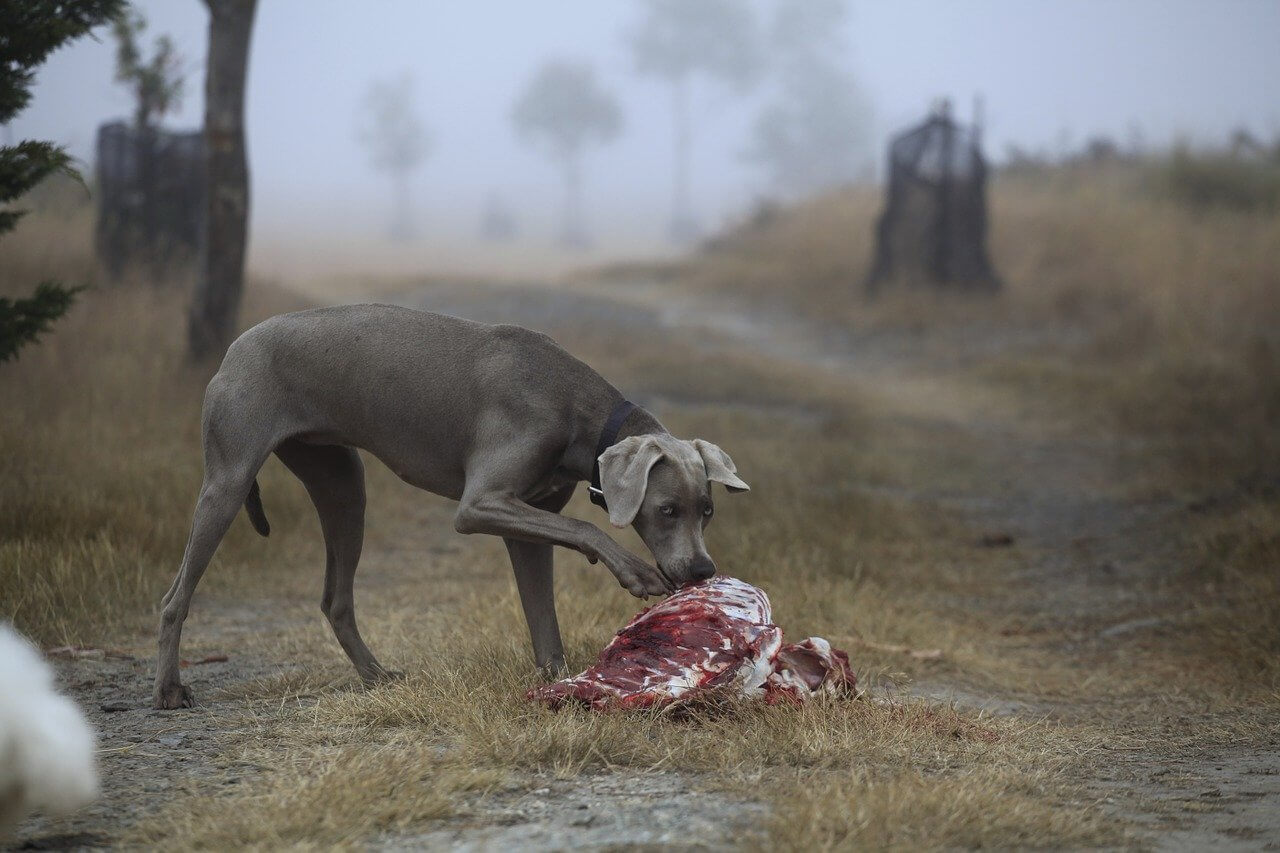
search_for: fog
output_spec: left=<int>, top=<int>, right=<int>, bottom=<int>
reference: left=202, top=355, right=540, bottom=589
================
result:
left=10, top=0, right=1280, bottom=278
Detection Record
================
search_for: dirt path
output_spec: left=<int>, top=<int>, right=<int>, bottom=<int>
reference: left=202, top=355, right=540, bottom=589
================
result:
left=15, top=604, right=314, bottom=849
left=14, top=276, right=1278, bottom=850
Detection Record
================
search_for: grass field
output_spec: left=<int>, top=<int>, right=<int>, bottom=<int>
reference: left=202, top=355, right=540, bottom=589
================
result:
left=4, top=161, right=1279, bottom=848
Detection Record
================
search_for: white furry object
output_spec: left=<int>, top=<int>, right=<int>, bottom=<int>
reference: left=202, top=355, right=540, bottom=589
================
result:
left=0, top=624, right=99, bottom=836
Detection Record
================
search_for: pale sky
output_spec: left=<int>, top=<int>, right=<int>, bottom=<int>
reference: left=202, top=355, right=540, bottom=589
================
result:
left=9, top=1, right=1280, bottom=273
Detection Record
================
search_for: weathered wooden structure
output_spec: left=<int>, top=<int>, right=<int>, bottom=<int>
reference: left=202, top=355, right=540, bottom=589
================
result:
left=865, top=105, right=1000, bottom=293
left=94, top=120, right=204, bottom=278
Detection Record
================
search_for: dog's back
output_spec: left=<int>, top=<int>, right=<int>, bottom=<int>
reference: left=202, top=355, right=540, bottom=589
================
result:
left=205, top=303, right=616, bottom=497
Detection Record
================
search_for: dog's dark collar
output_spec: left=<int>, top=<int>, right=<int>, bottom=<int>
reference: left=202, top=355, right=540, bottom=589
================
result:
left=588, top=399, right=637, bottom=511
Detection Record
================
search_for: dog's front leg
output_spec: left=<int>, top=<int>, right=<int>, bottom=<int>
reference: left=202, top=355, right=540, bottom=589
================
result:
left=504, top=537, right=566, bottom=675
left=455, top=492, right=673, bottom=598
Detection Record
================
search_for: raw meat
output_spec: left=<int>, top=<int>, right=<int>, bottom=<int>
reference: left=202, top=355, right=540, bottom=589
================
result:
left=528, top=577, right=856, bottom=710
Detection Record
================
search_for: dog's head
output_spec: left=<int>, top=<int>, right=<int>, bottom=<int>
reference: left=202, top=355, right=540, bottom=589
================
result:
left=598, top=435, right=749, bottom=588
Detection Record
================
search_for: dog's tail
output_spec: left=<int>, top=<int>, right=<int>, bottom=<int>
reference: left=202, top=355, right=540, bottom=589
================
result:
left=244, top=479, right=270, bottom=537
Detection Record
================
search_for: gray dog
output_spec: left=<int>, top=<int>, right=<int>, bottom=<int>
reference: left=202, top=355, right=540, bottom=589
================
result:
left=154, top=303, right=749, bottom=709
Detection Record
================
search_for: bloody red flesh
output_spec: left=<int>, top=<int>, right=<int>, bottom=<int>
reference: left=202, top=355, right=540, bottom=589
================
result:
left=528, top=577, right=856, bottom=710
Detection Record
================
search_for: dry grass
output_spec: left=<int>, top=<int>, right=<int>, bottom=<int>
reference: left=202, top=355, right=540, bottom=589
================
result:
left=766, top=767, right=1118, bottom=851
left=6, top=166, right=1278, bottom=847
left=990, top=173, right=1280, bottom=483
left=118, top=393, right=1136, bottom=848
left=656, top=168, right=1280, bottom=488
left=127, top=738, right=503, bottom=850
left=129, top=561, right=1125, bottom=849
left=606, top=164, right=1280, bottom=696
left=0, top=209, right=323, bottom=644
left=1170, top=496, right=1280, bottom=685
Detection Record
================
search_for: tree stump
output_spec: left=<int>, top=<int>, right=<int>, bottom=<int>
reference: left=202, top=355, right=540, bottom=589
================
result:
left=865, top=107, right=1000, bottom=294
left=94, top=120, right=204, bottom=279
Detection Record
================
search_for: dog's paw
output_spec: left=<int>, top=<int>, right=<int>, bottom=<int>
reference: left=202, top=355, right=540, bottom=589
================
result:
left=153, top=682, right=194, bottom=710
left=362, top=668, right=406, bottom=688
left=538, top=657, right=569, bottom=681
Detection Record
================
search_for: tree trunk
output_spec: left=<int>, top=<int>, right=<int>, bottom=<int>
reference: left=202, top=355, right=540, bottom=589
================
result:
left=389, top=173, right=413, bottom=241
left=668, top=74, right=697, bottom=243
left=560, top=150, right=585, bottom=248
left=188, top=0, right=257, bottom=361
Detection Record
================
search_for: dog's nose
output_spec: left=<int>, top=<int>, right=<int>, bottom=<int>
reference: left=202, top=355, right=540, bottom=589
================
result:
left=689, top=556, right=716, bottom=581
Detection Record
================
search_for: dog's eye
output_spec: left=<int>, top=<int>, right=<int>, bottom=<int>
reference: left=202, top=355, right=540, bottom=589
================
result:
left=702, top=504, right=714, bottom=517
left=659, top=505, right=676, bottom=517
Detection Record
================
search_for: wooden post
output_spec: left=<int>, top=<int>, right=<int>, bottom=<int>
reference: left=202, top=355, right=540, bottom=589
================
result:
left=188, top=0, right=257, bottom=361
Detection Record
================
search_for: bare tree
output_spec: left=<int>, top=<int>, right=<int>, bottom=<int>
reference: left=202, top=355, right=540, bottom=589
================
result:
left=356, top=74, right=431, bottom=240
left=187, top=0, right=256, bottom=361
left=112, top=9, right=184, bottom=131
left=769, top=0, right=848, bottom=63
left=746, top=0, right=872, bottom=198
left=511, top=60, right=621, bottom=248
left=106, top=7, right=187, bottom=276
left=625, top=0, right=762, bottom=242
left=746, top=62, right=872, bottom=197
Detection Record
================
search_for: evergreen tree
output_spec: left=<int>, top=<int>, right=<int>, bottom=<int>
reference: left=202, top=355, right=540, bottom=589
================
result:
left=0, top=0, right=123, bottom=363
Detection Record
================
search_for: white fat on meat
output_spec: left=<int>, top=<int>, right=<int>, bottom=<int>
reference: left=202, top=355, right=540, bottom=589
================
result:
left=529, top=577, right=856, bottom=710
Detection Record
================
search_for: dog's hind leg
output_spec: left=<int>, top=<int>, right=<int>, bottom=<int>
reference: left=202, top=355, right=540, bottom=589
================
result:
left=275, top=440, right=392, bottom=686
left=504, top=486, right=574, bottom=677
left=154, top=455, right=266, bottom=709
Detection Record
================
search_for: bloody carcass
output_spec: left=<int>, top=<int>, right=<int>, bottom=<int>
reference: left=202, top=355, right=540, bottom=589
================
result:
left=528, top=577, right=856, bottom=710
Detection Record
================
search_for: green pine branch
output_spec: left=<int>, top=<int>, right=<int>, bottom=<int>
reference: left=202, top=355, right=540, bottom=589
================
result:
left=0, top=0, right=125, bottom=123
left=0, top=140, right=77, bottom=206
left=0, top=282, right=86, bottom=363
left=0, top=0, right=122, bottom=363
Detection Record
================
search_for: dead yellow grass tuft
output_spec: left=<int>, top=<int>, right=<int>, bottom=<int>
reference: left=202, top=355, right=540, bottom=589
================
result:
left=0, top=212, right=321, bottom=644
left=124, top=737, right=504, bottom=850
left=767, top=766, right=1122, bottom=851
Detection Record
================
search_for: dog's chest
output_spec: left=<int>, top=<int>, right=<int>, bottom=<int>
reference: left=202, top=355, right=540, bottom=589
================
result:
left=523, top=467, right=581, bottom=504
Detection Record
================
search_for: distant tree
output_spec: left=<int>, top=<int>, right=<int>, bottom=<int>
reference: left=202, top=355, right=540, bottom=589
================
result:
left=356, top=74, right=431, bottom=241
left=511, top=60, right=621, bottom=248
left=188, top=0, right=256, bottom=362
left=746, top=62, right=871, bottom=197
left=104, top=7, right=187, bottom=277
left=480, top=192, right=517, bottom=241
left=1228, top=127, right=1263, bottom=160
left=111, top=8, right=185, bottom=131
left=1002, top=143, right=1048, bottom=176
left=770, top=0, right=849, bottom=62
left=1083, top=136, right=1120, bottom=164
left=625, top=0, right=763, bottom=242
left=0, top=0, right=122, bottom=363
left=746, top=0, right=872, bottom=198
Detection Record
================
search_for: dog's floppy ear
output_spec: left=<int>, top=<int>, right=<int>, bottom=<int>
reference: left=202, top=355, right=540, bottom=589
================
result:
left=693, top=439, right=749, bottom=493
left=599, top=436, right=665, bottom=527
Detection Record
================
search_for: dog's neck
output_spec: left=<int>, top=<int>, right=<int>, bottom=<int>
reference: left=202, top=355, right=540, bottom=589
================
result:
left=613, top=404, right=665, bottom=444
left=571, top=397, right=666, bottom=484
